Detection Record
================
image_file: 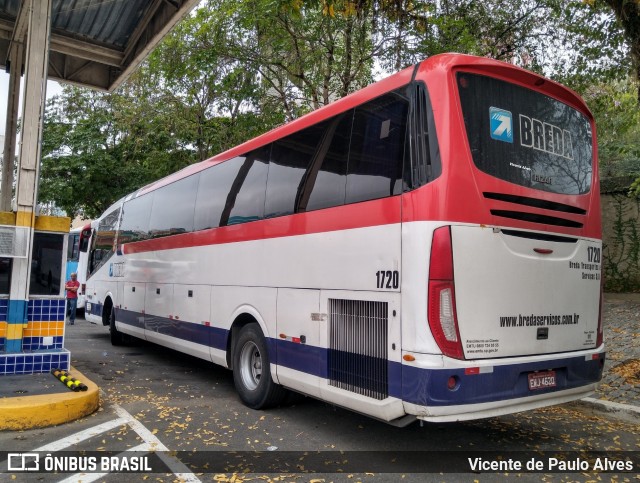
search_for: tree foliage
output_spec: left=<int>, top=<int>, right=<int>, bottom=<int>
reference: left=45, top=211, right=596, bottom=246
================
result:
left=39, top=0, right=640, bottom=218
left=602, top=0, right=640, bottom=102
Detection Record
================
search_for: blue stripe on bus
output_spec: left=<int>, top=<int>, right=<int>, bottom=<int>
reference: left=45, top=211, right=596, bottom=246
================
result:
left=116, top=308, right=228, bottom=350
left=400, top=356, right=604, bottom=407
left=99, top=304, right=603, bottom=407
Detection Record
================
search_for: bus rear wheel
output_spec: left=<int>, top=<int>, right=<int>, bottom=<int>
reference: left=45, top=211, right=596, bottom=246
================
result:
left=233, top=323, right=287, bottom=409
left=109, top=307, right=125, bottom=346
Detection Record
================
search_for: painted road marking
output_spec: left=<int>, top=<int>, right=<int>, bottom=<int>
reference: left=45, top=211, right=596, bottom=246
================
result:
left=14, top=404, right=201, bottom=482
left=113, top=404, right=200, bottom=482
left=33, top=417, right=128, bottom=452
left=57, top=443, right=148, bottom=483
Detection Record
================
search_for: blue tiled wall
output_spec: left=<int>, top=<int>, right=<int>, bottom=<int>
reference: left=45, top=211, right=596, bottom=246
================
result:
left=0, top=350, right=70, bottom=375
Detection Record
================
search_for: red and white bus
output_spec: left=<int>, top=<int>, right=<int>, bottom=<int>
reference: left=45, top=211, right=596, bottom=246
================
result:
left=84, top=53, right=604, bottom=423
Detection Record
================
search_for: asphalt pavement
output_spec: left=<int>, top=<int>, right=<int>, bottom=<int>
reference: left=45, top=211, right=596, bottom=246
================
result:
left=1, top=294, right=639, bottom=481
left=1, top=292, right=639, bottom=429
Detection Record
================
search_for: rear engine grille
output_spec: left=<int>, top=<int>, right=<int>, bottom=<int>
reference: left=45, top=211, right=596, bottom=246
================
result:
left=491, top=210, right=583, bottom=228
left=501, top=229, right=577, bottom=243
left=483, top=192, right=586, bottom=215
left=328, top=299, right=388, bottom=400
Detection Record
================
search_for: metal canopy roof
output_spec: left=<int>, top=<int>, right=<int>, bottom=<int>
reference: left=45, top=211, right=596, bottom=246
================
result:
left=0, top=0, right=199, bottom=91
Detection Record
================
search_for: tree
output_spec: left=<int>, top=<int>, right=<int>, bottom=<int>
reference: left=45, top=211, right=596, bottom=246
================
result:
left=582, top=77, right=640, bottom=178
left=39, top=83, right=188, bottom=219
left=146, top=7, right=279, bottom=160
left=40, top=0, right=639, bottom=217
left=602, top=0, right=640, bottom=102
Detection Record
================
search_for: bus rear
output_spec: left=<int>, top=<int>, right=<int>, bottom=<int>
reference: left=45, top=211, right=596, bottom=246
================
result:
left=403, top=56, right=604, bottom=421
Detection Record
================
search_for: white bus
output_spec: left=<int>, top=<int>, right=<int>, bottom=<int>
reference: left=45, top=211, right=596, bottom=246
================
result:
left=66, top=226, right=90, bottom=312
left=85, top=54, right=604, bottom=423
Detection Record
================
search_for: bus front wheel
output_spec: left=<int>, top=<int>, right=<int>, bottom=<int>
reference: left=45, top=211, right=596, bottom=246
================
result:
left=233, top=323, right=287, bottom=409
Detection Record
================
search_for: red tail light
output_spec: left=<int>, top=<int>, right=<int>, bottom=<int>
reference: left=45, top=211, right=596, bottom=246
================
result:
left=428, top=226, right=464, bottom=359
left=81, top=283, right=86, bottom=295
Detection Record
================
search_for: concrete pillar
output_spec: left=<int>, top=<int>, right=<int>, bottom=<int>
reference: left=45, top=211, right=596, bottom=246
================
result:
left=6, top=0, right=53, bottom=352
left=0, top=43, right=23, bottom=212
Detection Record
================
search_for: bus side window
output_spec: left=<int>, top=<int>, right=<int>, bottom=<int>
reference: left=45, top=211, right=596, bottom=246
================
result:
left=89, top=208, right=120, bottom=276
left=405, top=82, right=441, bottom=190
left=345, top=89, right=409, bottom=204
left=149, top=174, right=199, bottom=238
left=67, top=233, right=80, bottom=262
left=297, top=111, right=352, bottom=213
left=119, top=194, right=153, bottom=245
left=194, top=157, right=243, bottom=231
left=221, top=146, right=270, bottom=226
left=266, top=124, right=325, bottom=218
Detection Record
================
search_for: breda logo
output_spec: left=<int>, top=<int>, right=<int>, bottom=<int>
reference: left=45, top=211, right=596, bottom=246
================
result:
left=519, top=114, right=574, bottom=159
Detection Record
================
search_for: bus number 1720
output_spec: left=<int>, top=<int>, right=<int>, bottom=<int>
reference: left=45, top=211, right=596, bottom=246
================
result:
left=376, top=270, right=399, bottom=289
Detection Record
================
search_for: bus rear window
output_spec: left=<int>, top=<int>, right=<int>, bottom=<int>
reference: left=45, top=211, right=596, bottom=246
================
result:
left=457, top=73, right=593, bottom=195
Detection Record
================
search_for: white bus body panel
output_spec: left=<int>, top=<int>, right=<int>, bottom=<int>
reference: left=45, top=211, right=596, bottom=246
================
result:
left=451, top=226, right=601, bottom=359
left=275, top=288, right=321, bottom=396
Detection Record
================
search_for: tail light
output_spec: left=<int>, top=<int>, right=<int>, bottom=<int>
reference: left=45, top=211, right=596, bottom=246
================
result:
left=428, top=226, right=464, bottom=359
left=81, top=283, right=86, bottom=295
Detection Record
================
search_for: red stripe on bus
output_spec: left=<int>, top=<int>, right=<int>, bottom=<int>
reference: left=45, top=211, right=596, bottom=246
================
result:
left=122, top=197, right=401, bottom=255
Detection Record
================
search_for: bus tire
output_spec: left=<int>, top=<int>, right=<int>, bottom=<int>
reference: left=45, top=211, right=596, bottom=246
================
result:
left=233, top=323, right=287, bottom=409
left=109, top=307, right=125, bottom=346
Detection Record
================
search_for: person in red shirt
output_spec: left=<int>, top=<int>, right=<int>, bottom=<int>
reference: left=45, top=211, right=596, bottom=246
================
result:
left=65, top=272, right=80, bottom=325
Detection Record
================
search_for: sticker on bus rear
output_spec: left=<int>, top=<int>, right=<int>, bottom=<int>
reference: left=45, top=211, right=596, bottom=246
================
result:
left=489, top=107, right=513, bottom=143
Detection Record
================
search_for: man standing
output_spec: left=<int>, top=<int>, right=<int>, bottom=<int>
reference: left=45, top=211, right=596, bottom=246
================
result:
left=65, top=272, right=80, bottom=325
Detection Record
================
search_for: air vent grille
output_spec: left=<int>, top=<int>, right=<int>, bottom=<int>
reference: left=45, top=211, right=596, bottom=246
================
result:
left=484, top=192, right=586, bottom=215
left=490, top=210, right=583, bottom=228
left=328, top=299, right=388, bottom=400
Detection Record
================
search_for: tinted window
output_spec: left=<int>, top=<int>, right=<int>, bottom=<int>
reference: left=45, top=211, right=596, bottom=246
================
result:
left=149, top=174, right=199, bottom=238
left=29, top=233, right=64, bottom=295
left=119, top=193, right=154, bottom=244
left=194, top=158, right=243, bottom=230
left=346, top=90, right=409, bottom=204
left=300, top=112, right=352, bottom=212
left=266, top=128, right=323, bottom=218
left=457, top=73, right=593, bottom=195
left=0, top=258, right=11, bottom=294
left=221, top=147, right=270, bottom=226
left=404, top=83, right=441, bottom=190
left=67, top=233, right=79, bottom=262
left=89, top=208, right=120, bottom=276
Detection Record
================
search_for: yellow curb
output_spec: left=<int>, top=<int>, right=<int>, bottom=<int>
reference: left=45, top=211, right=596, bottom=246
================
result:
left=0, top=367, right=99, bottom=430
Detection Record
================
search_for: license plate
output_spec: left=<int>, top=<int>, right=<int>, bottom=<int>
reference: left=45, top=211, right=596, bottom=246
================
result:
left=528, top=371, right=556, bottom=390
left=86, top=302, right=91, bottom=312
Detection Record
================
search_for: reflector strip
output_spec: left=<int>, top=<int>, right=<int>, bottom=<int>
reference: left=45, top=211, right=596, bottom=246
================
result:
left=279, top=334, right=302, bottom=344
left=464, top=366, right=494, bottom=375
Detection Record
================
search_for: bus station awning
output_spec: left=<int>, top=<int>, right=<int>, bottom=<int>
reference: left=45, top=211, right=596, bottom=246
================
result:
left=0, top=0, right=199, bottom=91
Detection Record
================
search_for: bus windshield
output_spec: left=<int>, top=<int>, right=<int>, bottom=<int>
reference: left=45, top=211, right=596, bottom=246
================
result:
left=457, top=72, right=593, bottom=195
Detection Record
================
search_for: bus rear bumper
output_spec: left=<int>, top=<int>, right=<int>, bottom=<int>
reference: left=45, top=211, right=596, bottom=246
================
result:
left=401, top=348, right=604, bottom=422
left=406, top=384, right=596, bottom=422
